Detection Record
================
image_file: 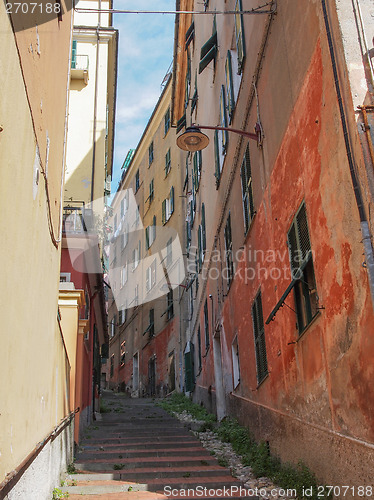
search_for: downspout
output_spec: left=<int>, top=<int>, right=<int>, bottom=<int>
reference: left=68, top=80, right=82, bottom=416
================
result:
left=57, top=1, right=74, bottom=243
left=321, top=0, right=374, bottom=307
left=90, top=0, right=102, bottom=203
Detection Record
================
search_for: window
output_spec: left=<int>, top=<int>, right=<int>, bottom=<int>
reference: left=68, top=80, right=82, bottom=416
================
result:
left=225, top=51, right=235, bottom=122
left=120, top=341, right=126, bottom=366
left=167, top=289, right=174, bottom=320
left=165, top=149, right=171, bottom=176
left=197, top=326, right=202, bottom=372
left=71, top=40, right=77, bottom=69
left=121, top=191, right=129, bottom=218
left=146, top=259, right=157, bottom=292
left=232, top=336, right=240, bottom=388
left=184, top=342, right=195, bottom=392
left=192, top=151, right=202, bottom=192
left=186, top=220, right=191, bottom=254
left=119, top=307, right=126, bottom=324
left=110, top=354, right=114, bottom=378
left=145, top=216, right=156, bottom=249
left=135, top=204, right=140, bottom=227
left=134, top=284, right=139, bottom=307
left=234, top=0, right=246, bottom=73
left=288, top=203, right=318, bottom=334
left=241, top=144, right=255, bottom=234
left=121, top=264, right=128, bottom=287
left=144, top=308, right=155, bottom=337
left=121, top=223, right=129, bottom=249
left=110, top=316, right=116, bottom=338
left=164, top=108, right=171, bottom=135
left=252, top=291, right=268, bottom=384
left=204, top=299, right=210, bottom=351
left=199, top=23, right=217, bottom=74
left=132, top=241, right=141, bottom=270
left=147, top=179, right=154, bottom=204
left=162, top=187, right=174, bottom=225
left=148, top=142, right=154, bottom=167
left=224, top=213, right=234, bottom=286
left=219, top=85, right=229, bottom=153
left=135, top=169, right=140, bottom=192
left=113, top=214, right=118, bottom=233
left=60, top=273, right=71, bottom=282
left=166, top=237, right=172, bottom=267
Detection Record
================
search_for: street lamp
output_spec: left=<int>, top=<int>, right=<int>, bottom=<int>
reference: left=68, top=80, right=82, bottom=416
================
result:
left=176, top=125, right=261, bottom=152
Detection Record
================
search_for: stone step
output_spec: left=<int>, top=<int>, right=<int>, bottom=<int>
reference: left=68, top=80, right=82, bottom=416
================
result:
left=75, top=456, right=218, bottom=472
left=81, top=440, right=198, bottom=451
left=83, top=435, right=196, bottom=445
left=77, top=447, right=211, bottom=460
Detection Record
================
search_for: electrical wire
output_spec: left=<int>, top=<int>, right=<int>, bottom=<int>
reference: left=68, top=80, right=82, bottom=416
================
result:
left=74, top=1, right=276, bottom=16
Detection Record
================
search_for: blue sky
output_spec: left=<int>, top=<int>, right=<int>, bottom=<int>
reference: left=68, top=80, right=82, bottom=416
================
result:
left=112, top=0, right=176, bottom=190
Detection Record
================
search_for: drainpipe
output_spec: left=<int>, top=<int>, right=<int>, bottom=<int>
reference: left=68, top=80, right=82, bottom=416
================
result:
left=321, top=0, right=374, bottom=307
left=90, top=0, right=101, bottom=203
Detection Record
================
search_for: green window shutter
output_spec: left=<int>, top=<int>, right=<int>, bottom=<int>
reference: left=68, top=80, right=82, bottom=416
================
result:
left=199, top=31, right=217, bottom=74
left=177, top=114, right=186, bottom=133
left=220, top=85, right=229, bottom=152
left=170, top=186, right=174, bottom=214
left=201, top=203, right=206, bottom=252
left=185, top=20, right=195, bottom=49
left=241, top=145, right=254, bottom=233
left=204, top=300, right=209, bottom=349
left=198, top=225, right=202, bottom=270
left=153, top=216, right=156, bottom=241
left=162, top=200, right=166, bottom=225
left=145, top=227, right=149, bottom=250
left=252, top=291, right=268, bottom=383
left=235, top=0, right=246, bottom=73
left=183, top=156, right=189, bottom=191
left=225, top=51, right=235, bottom=122
left=191, top=76, right=198, bottom=113
left=288, top=203, right=311, bottom=273
left=197, top=327, right=202, bottom=371
left=71, top=40, right=77, bottom=69
left=214, top=130, right=220, bottom=187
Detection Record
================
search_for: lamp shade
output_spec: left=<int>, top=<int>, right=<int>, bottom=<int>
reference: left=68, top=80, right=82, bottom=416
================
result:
left=176, top=126, right=210, bottom=151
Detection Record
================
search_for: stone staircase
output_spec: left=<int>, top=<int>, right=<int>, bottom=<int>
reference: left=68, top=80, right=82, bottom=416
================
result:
left=62, top=393, right=258, bottom=499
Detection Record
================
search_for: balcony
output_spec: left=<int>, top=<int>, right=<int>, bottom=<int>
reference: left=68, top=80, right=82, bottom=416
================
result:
left=63, top=202, right=93, bottom=234
left=71, top=55, right=89, bottom=84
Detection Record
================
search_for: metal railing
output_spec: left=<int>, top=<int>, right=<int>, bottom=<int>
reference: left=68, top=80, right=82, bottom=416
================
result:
left=63, top=202, right=93, bottom=234
left=71, top=54, right=89, bottom=71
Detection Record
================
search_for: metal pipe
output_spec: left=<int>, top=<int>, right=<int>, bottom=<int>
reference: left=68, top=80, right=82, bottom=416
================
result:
left=0, top=408, right=79, bottom=498
left=197, top=124, right=258, bottom=141
left=322, top=0, right=374, bottom=307
left=90, top=1, right=101, bottom=203
left=358, top=105, right=374, bottom=168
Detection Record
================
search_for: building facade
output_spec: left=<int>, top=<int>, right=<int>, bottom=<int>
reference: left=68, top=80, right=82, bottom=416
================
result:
left=0, top=1, right=75, bottom=497
left=108, top=77, right=187, bottom=397
left=172, top=0, right=374, bottom=488
left=60, top=0, right=118, bottom=441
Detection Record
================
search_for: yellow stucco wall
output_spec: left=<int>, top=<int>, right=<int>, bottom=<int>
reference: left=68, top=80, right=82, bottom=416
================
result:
left=0, top=1, right=72, bottom=483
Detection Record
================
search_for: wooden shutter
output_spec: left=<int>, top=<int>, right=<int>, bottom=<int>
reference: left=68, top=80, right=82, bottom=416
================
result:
left=162, top=200, right=166, bottom=225
left=199, top=32, right=217, bottom=74
left=220, top=85, right=229, bottom=152
left=71, top=40, right=77, bottom=69
left=214, top=130, right=220, bottom=187
left=201, top=203, right=206, bottom=252
left=185, top=20, right=195, bottom=49
left=235, top=0, right=246, bottom=73
left=170, top=186, right=174, bottom=214
left=225, top=51, right=235, bottom=122
left=252, top=291, right=268, bottom=383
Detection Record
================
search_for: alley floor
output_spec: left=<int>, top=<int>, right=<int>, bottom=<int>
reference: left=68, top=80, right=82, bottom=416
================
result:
left=62, top=391, right=258, bottom=500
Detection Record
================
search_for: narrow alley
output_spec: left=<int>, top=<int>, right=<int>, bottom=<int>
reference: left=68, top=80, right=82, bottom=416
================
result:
left=62, top=391, right=253, bottom=500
